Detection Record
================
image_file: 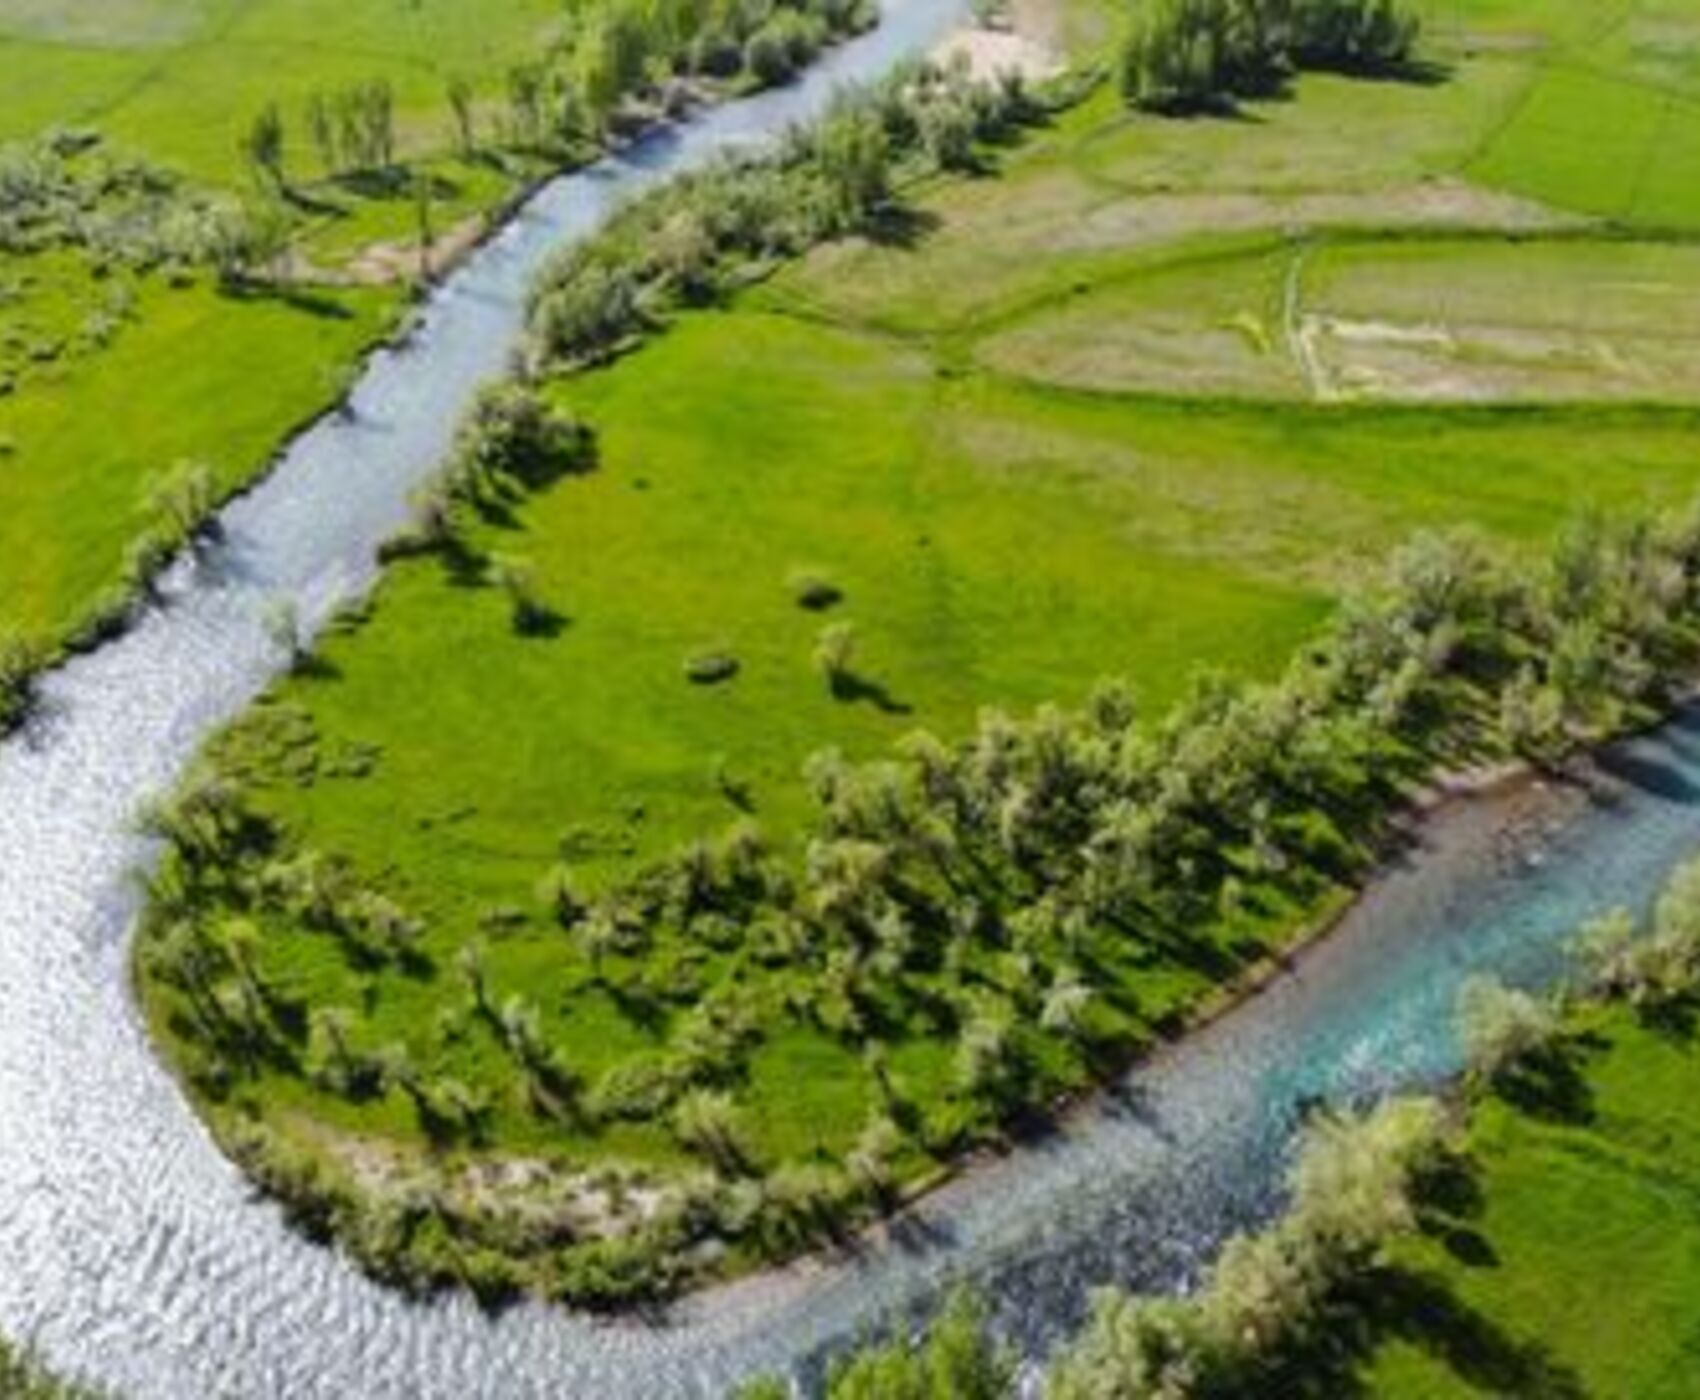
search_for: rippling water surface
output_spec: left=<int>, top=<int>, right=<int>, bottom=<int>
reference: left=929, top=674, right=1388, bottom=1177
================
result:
left=5, top=9, right=1700, bottom=1390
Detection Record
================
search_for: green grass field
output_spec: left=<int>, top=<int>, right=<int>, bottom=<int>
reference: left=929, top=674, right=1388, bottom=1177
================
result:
left=0, top=0, right=568, bottom=179
left=3, top=0, right=885, bottom=695
left=0, top=258, right=393, bottom=645
left=0, top=0, right=581, bottom=674
left=1360, top=1007, right=1700, bottom=1396
left=127, top=0, right=1700, bottom=1301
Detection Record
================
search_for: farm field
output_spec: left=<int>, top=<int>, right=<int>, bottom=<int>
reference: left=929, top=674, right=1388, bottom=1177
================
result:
left=129, top=0, right=1700, bottom=1306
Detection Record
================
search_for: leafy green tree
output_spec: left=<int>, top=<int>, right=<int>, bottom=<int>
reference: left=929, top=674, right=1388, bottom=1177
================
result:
left=1456, top=975, right=1555, bottom=1081
left=242, top=103, right=286, bottom=188
left=672, top=1089, right=751, bottom=1173
left=814, top=621, right=858, bottom=694
left=824, top=1290, right=1015, bottom=1399
left=306, top=91, right=337, bottom=174
left=447, top=75, right=477, bottom=156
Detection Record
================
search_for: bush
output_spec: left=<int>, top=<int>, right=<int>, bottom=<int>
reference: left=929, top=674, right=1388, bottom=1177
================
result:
left=743, top=26, right=795, bottom=85
left=813, top=621, right=857, bottom=692
left=788, top=566, right=843, bottom=610
left=684, top=650, right=740, bottom=685
left=1456, top=975, right=1556, bottom=1080
left=454, top=383, right=593, bottom=492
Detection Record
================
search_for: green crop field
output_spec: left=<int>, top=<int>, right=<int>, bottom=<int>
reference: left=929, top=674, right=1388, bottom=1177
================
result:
left=124, top=0, right=1700, bottom=1306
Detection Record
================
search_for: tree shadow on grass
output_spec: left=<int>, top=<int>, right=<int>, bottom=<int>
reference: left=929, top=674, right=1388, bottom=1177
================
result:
left=1256, top=1266, right=1585, bottom=1399
left=1492, top=1038, right=1598, bottom=1127
left=829, top=670, right=913, bottom=715
left=217, top=281, right=356, bottom=321
left=864, top=203, right=942, bottom=250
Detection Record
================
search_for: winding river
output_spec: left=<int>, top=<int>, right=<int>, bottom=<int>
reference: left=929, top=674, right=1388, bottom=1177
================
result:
left=5, top=3, right=1700, bottom=1392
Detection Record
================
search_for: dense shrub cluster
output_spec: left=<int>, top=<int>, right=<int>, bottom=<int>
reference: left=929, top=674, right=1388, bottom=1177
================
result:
left=380, top=382, right=594, bottom=562
left=1576, top=855, right=1700, bottom=1008
left=136, top=496, right=1700, bottom=1304
left=1121, top=0, right=1420, bottom=111
left=527, top=60, right=1044, bottom=366
left=0, top=132, right=240, bottom=272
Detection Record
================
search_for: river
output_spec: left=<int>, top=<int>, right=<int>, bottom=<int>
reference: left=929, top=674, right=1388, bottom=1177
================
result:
left=5, top=2, right=1700, bottom=1392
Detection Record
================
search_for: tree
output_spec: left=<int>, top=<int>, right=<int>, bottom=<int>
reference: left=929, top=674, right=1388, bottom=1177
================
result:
left=451, top=382, right=593, bottom=496
left=1456, top=975, right=1555, bottom=1081
left=242, top=103, right=286, bottom=188
left=812, top=105, right=890, bottom=230
left=672, top=1089, right=750, bottom=1174
left=507, top=64, right=548, bottom=147
left=447, top=76, right=477, bottom=156
left=489, top=552, right=552, bottom=635
left=824, top=1290, right=1015, bottom=1399
left=1040, top=967, right=1094, bottom=1036
left=306, top=91, right=338, bottom=174
left=262, top=596, right=306, bottom=672
left=814, top=621, right=857, bottom=695
left=455, top=938, right=490, bottom=1015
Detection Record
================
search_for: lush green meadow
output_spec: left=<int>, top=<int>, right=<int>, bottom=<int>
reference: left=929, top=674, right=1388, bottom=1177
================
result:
left=125, top=0, right=1700, bottom=1305
left=0, top=0, right=577, bottom=672
left=0, top=0, right=870, bottom=716
left=1362, top=1006, right=1700, bottom=1397
left=0, top=260, right=392, bottom=645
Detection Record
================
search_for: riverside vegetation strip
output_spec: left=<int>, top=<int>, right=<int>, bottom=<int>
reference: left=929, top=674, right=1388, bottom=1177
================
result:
left=0, top=0, right=879, bottom=730
left=759, top=855, right=1700, bottom=1398
left=128, top=0, right=1700, bottom=1310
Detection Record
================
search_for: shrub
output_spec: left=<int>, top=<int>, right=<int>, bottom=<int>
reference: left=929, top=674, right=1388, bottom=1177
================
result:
left=743, top=27, right=796, bottom=86
left=685, top=650, right=740, bottom=685
left=823, top=1290, right=1015, bottom=1398
left=1456, top=975, right=1556, bottom=1080
left=788, top=566, right=843, bottom=610
left=489, top=553, right=555, bottom=635
left=813, top=621, right=857, bottom=692
left=453, top=383, right=593, bottom=492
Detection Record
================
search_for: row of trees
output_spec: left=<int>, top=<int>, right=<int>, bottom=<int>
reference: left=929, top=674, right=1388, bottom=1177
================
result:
left=242, top=82, right=397, bottom=189
left=528, top=59, right=1045, bottom=366
left=736, top=1097, right=1449, bottom=1397
left=1122, top=0, right=1420, bottom=111
left=240, top=0, right=876, bottom=190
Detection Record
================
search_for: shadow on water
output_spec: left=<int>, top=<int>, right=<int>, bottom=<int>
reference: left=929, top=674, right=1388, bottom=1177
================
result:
left=1594, top=745, right=1700, bottom=804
